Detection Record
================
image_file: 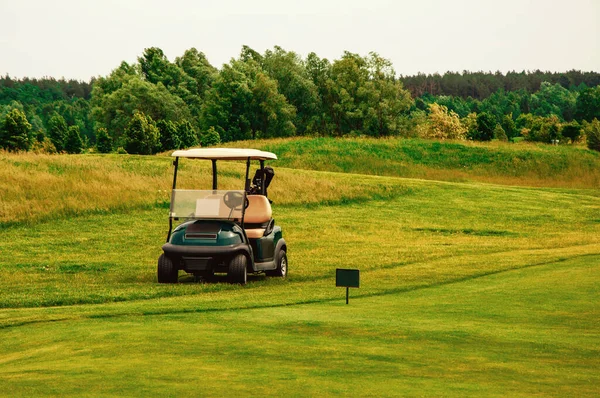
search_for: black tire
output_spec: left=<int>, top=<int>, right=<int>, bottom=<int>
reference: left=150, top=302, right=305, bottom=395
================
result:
left=267, top=249, right=288, bottom=278
left=228, top=253, right=247, bottom=284
left=157, top=254, right=178, bottom=283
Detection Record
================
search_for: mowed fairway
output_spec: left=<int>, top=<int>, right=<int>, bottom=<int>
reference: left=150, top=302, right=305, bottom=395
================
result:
left=1, top=148, right=599, bottom=396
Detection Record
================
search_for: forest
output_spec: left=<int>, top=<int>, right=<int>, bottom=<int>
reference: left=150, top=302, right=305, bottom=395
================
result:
left=1, top=45, right=600, bottom=154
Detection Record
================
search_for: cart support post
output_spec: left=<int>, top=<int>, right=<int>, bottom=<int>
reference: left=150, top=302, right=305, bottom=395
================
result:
left=167, top=157, right=180, bottom=242
left=212, top=160, right=217, bottom=190
left=172, top=157, right=179, bottom=189
left=260, top=160, right=265, bottom=195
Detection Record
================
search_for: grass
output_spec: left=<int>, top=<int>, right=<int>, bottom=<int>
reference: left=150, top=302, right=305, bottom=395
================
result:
left=0, top=151, right=408, bottom=226
left=225, top=137, right=600, bottom=189
left=1, top=256, right=598, bottom=396
left=0, top=140, right=599, bottom=396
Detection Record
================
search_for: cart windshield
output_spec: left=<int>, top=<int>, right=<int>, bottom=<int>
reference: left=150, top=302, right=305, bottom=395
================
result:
left=170, top=190, right=246, bottom=220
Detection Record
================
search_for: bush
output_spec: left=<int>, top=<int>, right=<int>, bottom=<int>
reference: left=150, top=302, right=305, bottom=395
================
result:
left=201, top=126, right=221, bottom=147
left=31, top=137, right=57, bottom=154
left=177, top=120, right=198, bottom=148
left=420, top=103, right=466, bottom=140
left=561, top=121, right=581, bottom=144
left=1, top=108, right=32, bottom=151
left=473, top=112, right=496, bottom=141
left=519, top=114, right=561, bottom=143
left=494, top=124, right=508, bottom=141
left=47, top=114, right=68, bottom=152
left=157, top=120, right=180, bottom=151
left=64, top=125, right=84, bottom=154
left=583, top=119, right=600, bottom=152
left=124, top=112, right=160, bottom=155
left=95, top=128, right=113, bottom=153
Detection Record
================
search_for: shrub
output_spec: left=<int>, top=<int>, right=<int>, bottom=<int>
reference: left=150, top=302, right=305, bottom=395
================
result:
left=95, top=127, right=113, bottom=153
left=561, top=121, right=582, bottom=144
left=31, top=137, right=57, bottom=154
left=176, top=120, right=199, bottom=148
left=420, top=103, right=466, bottom=140
left=0, top=108, right=32, bottom=151
left=473, top=112, right=496, bottom=141
left=494, top=124, right=508, bottom=141
left=583, top=119, right=600, bottom=152
left=157, top=120, right=180, bottom=151
left=124, top=112, right=160, bottom=155
left=64, top=125, right=84, bottom=154
left=201, top=126, right=221, bottom=147
left=47, top=114, right=68, bottom=152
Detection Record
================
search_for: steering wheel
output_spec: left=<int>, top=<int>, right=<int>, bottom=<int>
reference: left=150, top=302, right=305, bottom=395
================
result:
left=223, top=191, right=249, bottom=210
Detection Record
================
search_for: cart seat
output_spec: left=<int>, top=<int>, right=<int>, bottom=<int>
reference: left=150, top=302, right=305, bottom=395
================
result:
left=244, top=195, right=272, bottom=239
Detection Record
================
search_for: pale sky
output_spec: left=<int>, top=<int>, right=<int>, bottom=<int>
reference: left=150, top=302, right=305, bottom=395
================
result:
left=1, top=0, right=598, bottom=81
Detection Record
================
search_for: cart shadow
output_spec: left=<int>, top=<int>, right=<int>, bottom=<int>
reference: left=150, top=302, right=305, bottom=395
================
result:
left=177, top=273, right=267, bottom=284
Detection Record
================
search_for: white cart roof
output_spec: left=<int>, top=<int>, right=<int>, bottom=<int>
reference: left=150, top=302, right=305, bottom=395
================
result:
left=171, top=148, right=277, bottom=160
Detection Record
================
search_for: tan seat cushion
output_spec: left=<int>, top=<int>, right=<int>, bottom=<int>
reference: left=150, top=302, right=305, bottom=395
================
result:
left=245, top=228, right=266, bottom=239
left=245, top=195, right=272, bottom=223
left=244, top=195, right=272, bottom=239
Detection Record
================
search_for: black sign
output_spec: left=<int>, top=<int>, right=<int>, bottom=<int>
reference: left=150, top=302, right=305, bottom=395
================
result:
left=336, top=268, right=359, bottom=288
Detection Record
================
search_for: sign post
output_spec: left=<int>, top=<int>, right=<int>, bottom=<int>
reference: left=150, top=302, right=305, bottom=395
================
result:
left=336, top=268, right=359, bottom=304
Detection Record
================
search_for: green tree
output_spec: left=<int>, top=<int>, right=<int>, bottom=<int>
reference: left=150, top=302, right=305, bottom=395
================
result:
left=530, top=82, right=577, bottom=121
left=95, top=127, right=112, bottom=153
left=361, top=52, right=413, bottom=136
left=582, top=119, right=600, bottom=152
left=1, top=108, right=32, bottom=151
left=519, top=114, right=562, bottom=143
left=47, top=114, right=68, bottom=151
left=305, top=52, right=335, bottom=135
left=124, top=112, right=160, bottom=155
left=64, top=125, right=83, bottom=154
left=325, top=52, right=412, bottom=136
left=201, top=126, right=221, bottom=147
left=156, top=119, right=180, bottom=151
left=139, top=47, right=203, bottom=122
left=494, top=124, right=508, bottom=141
left=175, top=47, right=217, bottom=102
left=201, top=58, right=295, bottom=141
left=91, top=74, right=191, bottom=146
left=461, top=112, right=478, bottom=140
left=501, top=114, right=518, bottom=141
left=575, top=87, right=600, bottom=122
left=261, top=46, right=320, bottom=134
left=472, top=112, right=496, bottom=141
left=176, top=120, right=198, bottom=148
left=421, top=103, right=466, bottom=140
left=328, top=52, right=370, bottom=134
left=561, top=121, right=581, bottom=144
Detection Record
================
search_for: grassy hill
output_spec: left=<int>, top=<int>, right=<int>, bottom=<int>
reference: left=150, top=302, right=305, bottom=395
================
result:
left=226, top=137, right=600, bottom=189
left=0, top=139, right=599, bottom=396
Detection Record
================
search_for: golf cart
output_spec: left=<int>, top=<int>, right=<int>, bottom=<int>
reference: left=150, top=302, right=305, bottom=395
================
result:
left=158, top=148, right=288, bottom=284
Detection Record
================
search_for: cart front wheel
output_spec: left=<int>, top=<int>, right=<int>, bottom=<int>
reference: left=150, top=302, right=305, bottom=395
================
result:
left=228, top=254, right=247, bottom=284
left=157, top=254, right=178, bottom=283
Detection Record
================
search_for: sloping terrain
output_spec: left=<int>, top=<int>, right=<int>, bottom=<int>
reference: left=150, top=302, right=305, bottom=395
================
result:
left=0, top=140, right=599, bottom=396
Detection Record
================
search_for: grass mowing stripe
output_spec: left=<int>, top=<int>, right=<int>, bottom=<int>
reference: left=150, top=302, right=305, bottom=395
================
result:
left=1, top=255, right=598, bottom=397
left=2, top=248, right=599, bottom=330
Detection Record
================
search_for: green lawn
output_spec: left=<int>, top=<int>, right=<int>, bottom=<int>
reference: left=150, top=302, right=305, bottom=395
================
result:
left=1, top=255, right=598, bottom=396
left=1, top=146, right=599, bottom=396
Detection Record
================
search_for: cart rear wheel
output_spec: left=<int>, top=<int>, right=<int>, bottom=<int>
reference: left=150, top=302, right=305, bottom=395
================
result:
left=267, top=249, right=287, bottom=278
left=228, top=254, right=247, bottom=284
left=157, top=254, right=178, bottom=283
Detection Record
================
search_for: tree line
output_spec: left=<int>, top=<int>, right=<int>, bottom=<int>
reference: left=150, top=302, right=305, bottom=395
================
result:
left=401, top=70, right=600, bottom=99
left=1, top=46, right=600, bottom=153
